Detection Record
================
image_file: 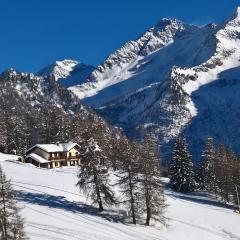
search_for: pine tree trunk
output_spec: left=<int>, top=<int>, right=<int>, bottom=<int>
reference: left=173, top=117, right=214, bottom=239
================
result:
left=97, top=191, right=104, bottom=212
left=128, top=170, right=136, bottom=224
left=146, top=207, right=150, bottom=226
left=235, top=185, right=240, bottom=213
left=145, top=179, right=151, bottom=226
left=145, top=191, right=151, bottom=225
left=1, top=184, right=7, bottom=240
left=94, top=174, right=104, bottom=211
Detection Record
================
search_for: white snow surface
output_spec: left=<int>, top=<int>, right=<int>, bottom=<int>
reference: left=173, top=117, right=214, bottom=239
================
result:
left=0, top=157, right=239, bottom=240
left=28, top=142, right=78, bottom=153
left=0, top=152, right=20, bottom=161
left=26, top=153, right=50, bottom=163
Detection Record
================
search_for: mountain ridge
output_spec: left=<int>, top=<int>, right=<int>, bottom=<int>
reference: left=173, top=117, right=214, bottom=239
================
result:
left=69, top=6, right=240, bottom=162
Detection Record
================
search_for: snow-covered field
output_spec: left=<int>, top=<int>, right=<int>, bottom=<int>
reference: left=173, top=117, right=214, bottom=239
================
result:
left=0, top=154, right=239, bottom=240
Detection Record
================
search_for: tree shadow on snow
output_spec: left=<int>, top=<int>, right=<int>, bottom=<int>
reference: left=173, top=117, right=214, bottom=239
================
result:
left=15, top=190, right=125, bottom=223
left=164, top=181, right=234, bottom=210
left=166, top=190, right=235, bottom=210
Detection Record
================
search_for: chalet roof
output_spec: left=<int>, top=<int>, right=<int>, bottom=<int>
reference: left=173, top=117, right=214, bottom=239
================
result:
left=26, top=153, right=50, bottom=164
left=27, top=142, right=79, bottom=154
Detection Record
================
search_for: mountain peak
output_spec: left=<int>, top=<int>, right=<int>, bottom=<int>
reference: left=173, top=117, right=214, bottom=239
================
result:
left=55, top=59, right=80, bottom=67
left=38, top=59, right=94, bottom=88
left=233, top=6, right=240, bottom=18
left=155, top=18, right=181, bottom=26
left=224, top=6, right=240, bottom=26
left=154, top=18, right=183, bottom=31
left=152, top=17, right=199, bottom=39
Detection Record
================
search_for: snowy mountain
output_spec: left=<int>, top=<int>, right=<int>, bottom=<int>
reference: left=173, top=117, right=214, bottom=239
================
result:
left=1, top=157, right=240, bottom=240
left=38, top=59, right=94, bottom=88
left=1, top=68, right=82, bottom=112
left=65, top=7, right=240, bottom=162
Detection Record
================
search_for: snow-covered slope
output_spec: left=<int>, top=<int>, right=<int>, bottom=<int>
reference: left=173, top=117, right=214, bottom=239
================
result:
left=68, top=19, right=204, bottom=103
left=1, top=158, right=240, bottom=240
left=0, top=152, right=20, bottom=161
left=66, top=7, right=240, bottom=161
left=38, top=59, right=94, bottom=88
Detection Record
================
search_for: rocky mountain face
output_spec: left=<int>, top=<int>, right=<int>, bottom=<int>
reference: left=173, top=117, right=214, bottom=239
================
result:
left=60, top=7, right=240, bottom=163
left=1, top=68, right=83, bottom=112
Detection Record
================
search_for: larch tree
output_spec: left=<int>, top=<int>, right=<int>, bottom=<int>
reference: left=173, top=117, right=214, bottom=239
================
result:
left=0, top=165, right=27, bottom=240
left=139, top=134, right=166, bottom=226
left=0, top=113, right=7, bottom=153
left=169, top=137, right=195, bottom=193
left=77, top=137, right=115, bottom=211
left=115, top=136, right=140, bottom=224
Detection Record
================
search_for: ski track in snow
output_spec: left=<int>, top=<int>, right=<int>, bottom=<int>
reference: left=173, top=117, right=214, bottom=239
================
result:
left=0, top=158, right=239, bottom=240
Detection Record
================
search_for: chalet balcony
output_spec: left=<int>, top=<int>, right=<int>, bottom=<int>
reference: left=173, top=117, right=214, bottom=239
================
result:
left=49, top=156, right=79, bottom=161
left=67, top=156, right=79, bottom=160
left=49, top=156, right=66, bottom=160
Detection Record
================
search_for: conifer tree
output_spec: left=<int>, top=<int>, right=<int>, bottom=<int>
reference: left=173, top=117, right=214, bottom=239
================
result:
left=77, top=138, right=115, bottom=211
left=200, top=137, right=216, bottom=191
left=0, top=113, right=7, bottom=152
left=139, top=134, right=166, bottom=226
left=0, top=165, right=27, bottom=240
left=169, top=137, right=195, bottom=193
left=115, top=137, right=140, bottom=224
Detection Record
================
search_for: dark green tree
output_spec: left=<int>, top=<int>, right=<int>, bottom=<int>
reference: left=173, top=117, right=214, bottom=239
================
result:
left=200, top=137, right=216, bottom=191
left=169, top=137, right=195, bottom=193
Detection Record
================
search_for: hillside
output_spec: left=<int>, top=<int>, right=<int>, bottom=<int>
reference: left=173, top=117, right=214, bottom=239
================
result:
left=0, top=68, right=121, bottom=161
left=0, top=155, right=239, bottom=240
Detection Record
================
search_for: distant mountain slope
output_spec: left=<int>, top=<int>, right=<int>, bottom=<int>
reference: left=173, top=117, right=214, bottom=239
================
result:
left=64, top=7, right=240, bottom=162
left=38, top=59, right=94, bottom=88
left=1, top=68, right=82, bottom=112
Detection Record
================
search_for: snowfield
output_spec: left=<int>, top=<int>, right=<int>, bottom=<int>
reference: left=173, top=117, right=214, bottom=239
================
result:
left=0, top=155, right=239, bottom=240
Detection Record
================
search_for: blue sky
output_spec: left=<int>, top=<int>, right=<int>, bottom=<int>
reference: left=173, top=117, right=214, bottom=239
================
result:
left=1, top=0, right=240, bottom=72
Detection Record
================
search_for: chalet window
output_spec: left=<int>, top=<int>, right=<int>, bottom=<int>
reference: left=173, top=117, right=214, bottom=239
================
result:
left=60, top=152, right=63, bottom=156
left=76, top=152, right=78, bottom=156
left=69, top=152, right=72, bottom=157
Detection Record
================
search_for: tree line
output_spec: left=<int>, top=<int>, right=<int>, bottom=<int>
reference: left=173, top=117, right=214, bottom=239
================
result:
left=169, top=136, right=240, bottom=211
